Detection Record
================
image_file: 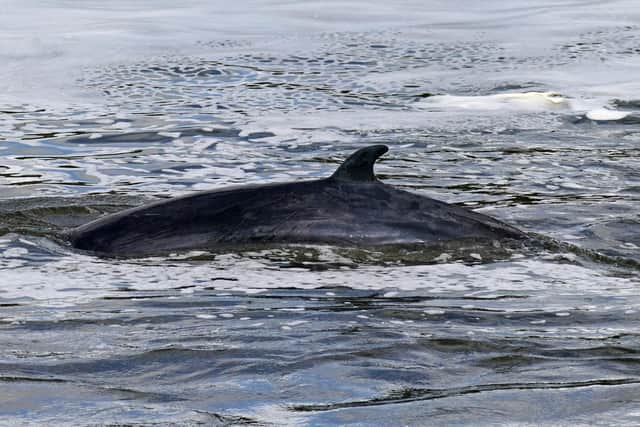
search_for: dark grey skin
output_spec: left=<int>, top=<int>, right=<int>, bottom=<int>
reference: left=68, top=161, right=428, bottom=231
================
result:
left=68, top=145, right=526, bottom=256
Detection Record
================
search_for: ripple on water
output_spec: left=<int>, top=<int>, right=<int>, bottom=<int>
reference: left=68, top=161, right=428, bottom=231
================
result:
left=2, top=4, right=640, bottom=425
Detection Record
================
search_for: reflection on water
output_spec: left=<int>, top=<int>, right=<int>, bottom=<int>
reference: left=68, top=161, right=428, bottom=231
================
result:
left=1, top=0, right=640, bottom=425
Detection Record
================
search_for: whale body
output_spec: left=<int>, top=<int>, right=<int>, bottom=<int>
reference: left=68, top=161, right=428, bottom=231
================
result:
left=68, top=145, right=525, bottom=256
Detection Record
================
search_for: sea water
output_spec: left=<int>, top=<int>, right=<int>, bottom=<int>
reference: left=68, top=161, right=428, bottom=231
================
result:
left=1, top=0, right=640, bottom=425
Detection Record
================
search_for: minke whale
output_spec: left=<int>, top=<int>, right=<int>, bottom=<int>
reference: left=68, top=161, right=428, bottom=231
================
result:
left=68, top=145, right=526, bottom=256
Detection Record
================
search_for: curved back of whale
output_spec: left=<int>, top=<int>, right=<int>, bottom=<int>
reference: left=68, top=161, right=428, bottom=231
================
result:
left=330, top=144, right=388, bottom=182
left=68, top=143, right=526, bottom=256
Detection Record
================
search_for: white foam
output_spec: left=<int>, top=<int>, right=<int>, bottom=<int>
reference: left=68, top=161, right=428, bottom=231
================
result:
left=195, top=314, right=216, bottom=319
left=416, top=92, right=571, bottom=112
left=585, top=108, right=630, bottom=121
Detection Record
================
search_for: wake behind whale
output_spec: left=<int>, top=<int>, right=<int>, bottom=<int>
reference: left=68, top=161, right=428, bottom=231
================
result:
left=67, top=145, right=526, bottom=257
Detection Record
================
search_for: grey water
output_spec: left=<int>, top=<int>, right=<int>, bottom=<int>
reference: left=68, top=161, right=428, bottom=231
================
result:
left=2, top=0, right=640, bottom=425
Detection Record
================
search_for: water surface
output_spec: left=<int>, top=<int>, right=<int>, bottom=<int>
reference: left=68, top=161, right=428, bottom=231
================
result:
left=1, top=1, right=640, bottom=425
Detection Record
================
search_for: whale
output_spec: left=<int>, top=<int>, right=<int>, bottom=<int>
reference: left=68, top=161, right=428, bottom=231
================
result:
left=67, top=145, right=526, bottom=256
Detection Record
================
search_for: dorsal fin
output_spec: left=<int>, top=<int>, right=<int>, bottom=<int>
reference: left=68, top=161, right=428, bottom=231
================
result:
left=330, top=145, right=388, bottom=182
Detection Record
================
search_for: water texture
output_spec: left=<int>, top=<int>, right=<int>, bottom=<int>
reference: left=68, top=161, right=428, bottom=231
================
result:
left=1, top=0, right=640, bottom=425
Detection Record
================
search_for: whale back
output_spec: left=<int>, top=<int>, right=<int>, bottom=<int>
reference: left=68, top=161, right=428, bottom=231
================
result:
left=68, top=144, right=526, bottom=256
